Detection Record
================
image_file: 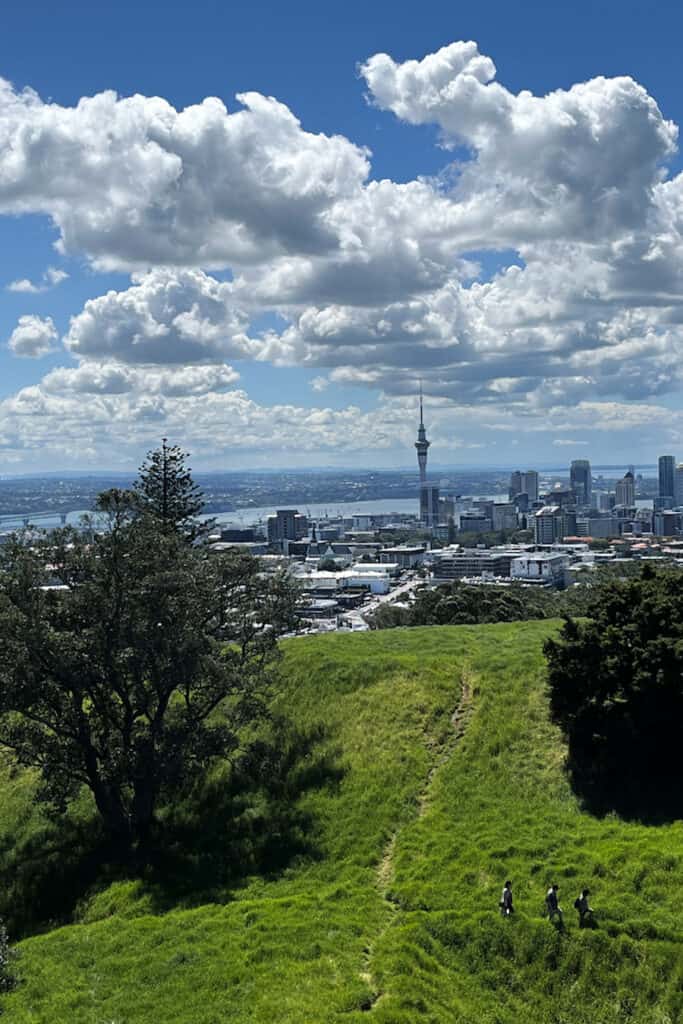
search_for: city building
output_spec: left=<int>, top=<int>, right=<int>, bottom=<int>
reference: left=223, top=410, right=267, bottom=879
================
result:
left=267, top=509, right=309, bottom=546
left=659, top=455, right=676, bottom=501
left=654, top=510, right=683, bottom=536
left=492, top=503, right=519, bottom=531
left=379, top=545, right=426, bottom=569
left=510, top=552, right=569, bottom=588
left=458, top=513, right=493, bottom=534
left=543, top=487, right=575, bottom=509
left=509, top=470, right=539, bottom=502
left=521, top=471, right=539, bottom=502
left=430, top=548, right=513, bottom=580
left=570, top=460, right=592, bottom=507
left=438, top=496, right=456, bottom=522
left=420, top=484, right=440, bottom=526
left=217, top=527, right=256, bottom=543
left=615, top=470, right=635, bottom=507
left=675, top=464, right=683, bottom=507
left=534, top=506, right=577, bottom=544
left=508, top=470, right=522, bottom=500
left=575, top=517, right=620, bottom=539
left=535, top=506, right=560, bottom=544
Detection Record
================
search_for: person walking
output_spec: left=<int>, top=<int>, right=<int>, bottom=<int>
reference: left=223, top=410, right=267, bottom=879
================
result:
left=574, top=888, right=593, bottom=927
left=545, top=884, right=563, bottom=928
left=500, top=880, right=514, bottom=917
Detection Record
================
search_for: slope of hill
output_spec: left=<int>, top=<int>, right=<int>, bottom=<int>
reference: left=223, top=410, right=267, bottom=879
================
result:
left=4, top=623, right=683, bottom=1023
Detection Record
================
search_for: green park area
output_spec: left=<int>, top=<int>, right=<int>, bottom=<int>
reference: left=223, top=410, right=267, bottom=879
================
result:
left=3, top=621, right=683, bottom=1023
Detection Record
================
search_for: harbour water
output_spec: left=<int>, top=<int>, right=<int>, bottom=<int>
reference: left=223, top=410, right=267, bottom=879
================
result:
left=0, top=493, right=655, bottom=533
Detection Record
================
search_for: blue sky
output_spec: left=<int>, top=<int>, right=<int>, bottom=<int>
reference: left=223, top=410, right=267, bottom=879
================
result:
left=2, top=1, right=683, bottom=470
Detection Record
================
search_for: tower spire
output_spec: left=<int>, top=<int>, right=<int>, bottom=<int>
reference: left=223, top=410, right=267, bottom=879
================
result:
left=415, top=385, right=434, bottom=527
left=415, top=384, right=430, bottom=483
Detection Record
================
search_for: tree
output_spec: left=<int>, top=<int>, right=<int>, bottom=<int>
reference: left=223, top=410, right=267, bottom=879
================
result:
left=133, top=438, right=204, bottom=536
left=0, top=917, right=18, bottom=1000
left=544, top=567, right=683, bottom=814
left=0, top=446, right=298, bottom=862
left=368, top=579, right=599, bottom=630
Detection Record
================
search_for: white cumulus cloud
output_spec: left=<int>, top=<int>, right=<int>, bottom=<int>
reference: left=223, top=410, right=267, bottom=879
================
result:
left=64, top=269, right=255, bottom=364
left=7, top=315, right=58, bottom=358
left=0, top=81, right=370, bottom=271
left=6, top=266, right=69, bottom=293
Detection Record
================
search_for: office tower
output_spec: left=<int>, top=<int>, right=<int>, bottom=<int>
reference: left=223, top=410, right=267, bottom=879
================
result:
left=570, top=460, right=592, bottom=507
left=659, top=455, right=675, bottom=499
left=521, top=470, right=539, bottom=502
left=266, top=509, right=308, bottom=544
left=420, top=484, right=440, bottom=526
left=675, top=465, right=683, bottom=507
left=615, top=470, right=635, bottom=507
left=509, top=470, right=522, bottom=500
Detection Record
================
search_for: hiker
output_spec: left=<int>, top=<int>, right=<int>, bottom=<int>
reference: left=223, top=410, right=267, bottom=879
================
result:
left=500, top=880, right=514, bottom=916
left=545, top=884, right=563, bottom=927
left=574, top=888, right=593, bottom=927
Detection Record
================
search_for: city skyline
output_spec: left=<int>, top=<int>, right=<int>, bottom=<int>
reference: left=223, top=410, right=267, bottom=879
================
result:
left=4, top=3, right=683, bottom=472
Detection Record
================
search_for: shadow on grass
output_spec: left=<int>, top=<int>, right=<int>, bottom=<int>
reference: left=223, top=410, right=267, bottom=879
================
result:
left=0, top=718, right=344, bottom=936
left=144, top=718, right=345, bottom=910
left=0, top=813, right=114, bottom=938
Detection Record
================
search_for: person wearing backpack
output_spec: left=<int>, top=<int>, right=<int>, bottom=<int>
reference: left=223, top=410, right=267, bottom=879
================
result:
left=574, top=888, right=593, bottom=927
left=499, top=880, right=514, bottom=917
left=545, top=884, right=563, bottom=928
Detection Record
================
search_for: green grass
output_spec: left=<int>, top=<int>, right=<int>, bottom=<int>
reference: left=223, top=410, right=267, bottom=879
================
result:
left=4, top=622, right=683, bottom=1022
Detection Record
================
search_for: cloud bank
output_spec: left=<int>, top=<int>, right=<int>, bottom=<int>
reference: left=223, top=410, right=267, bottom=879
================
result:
left=2, top=41, right=683, bottom=466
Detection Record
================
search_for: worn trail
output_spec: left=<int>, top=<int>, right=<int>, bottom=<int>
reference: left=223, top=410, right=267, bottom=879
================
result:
left=358, top=669, right=475, bottom=1012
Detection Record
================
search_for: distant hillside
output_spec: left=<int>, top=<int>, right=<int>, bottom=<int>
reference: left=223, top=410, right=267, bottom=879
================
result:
left=4, top=623, right=683, bottom=1023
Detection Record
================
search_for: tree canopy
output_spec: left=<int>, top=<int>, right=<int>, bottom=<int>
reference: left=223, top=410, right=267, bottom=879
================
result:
left=368, top=578, right=596, bottom=630
left=0, top=444, right=298, bottom=862
left=544, top=566, right=683, bottom=817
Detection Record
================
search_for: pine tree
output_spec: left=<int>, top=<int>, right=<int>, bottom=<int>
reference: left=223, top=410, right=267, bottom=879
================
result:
left=133, top=438, right=204, bottom=537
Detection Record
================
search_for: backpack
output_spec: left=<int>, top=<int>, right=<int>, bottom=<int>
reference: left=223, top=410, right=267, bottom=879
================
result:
left=573, top=897, right=581, bottom=910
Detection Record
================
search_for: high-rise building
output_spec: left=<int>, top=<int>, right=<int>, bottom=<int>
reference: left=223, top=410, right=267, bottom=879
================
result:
left=521, top=471, right=539, bottom=502
left=420, top=484, right=440, bottom=526
left=415, top=387, right=435, bottom=526
left=534, top=506, right=559, bottom=544
left=675, top=465, right=683, bottom=508
left=570, top=460, right=592, bottom=508
left=659, top=455, right=676, bottom=500
left=508, top=469, right=538, bottom=502
left=615, top=471, right=635, bottom=507
left=267, top=509, right=308, bottom=545
left=508, top=470, right=522, bottom=500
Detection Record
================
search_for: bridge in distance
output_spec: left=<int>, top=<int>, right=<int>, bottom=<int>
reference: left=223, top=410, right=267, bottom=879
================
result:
left=0, top=511, right=70, bottom=527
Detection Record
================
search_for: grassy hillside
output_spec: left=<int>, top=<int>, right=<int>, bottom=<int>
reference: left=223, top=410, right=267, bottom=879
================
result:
left=4, top=622, right=683, bottom=1022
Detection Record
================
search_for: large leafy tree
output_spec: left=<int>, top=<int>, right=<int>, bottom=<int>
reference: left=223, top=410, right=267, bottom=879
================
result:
left=544, top=567, right=683, bottom=814
left=0, top=444, right=297, bottom=861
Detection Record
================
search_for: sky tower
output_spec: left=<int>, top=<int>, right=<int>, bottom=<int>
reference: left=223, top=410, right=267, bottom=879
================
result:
left=415, top=384, right=430, bottom=484
left=415, top=385, right=437, bottom=526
